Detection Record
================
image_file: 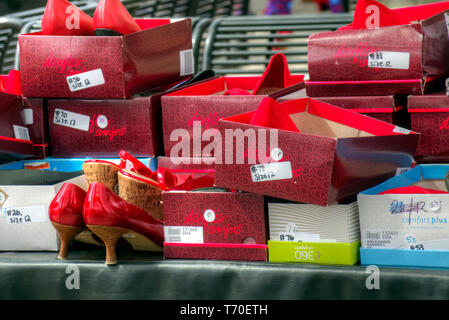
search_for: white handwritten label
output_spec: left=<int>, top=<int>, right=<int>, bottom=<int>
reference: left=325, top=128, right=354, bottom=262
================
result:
left=53, top=108, right=90, bottom=132
left=250, top=161, right=292, bottom=183
left=368, top=51, right=410, bottom=70
left=4, top=206, right=47, bottom=224
left=180, top=49, right=194, bottom=77
left=13, top=125, right=30, bottom=141
left=164, top=226, right=204, bottom=243
left=279, top=232, right=320, bottom=243
left=67, top=69, right=105, bottom=92
left=393, top=126, right=412, bottom=134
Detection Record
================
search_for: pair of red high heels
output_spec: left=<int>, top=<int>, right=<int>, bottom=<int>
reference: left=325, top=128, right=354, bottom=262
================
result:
left=49, top=150, right=179, bottom=265
left=42, top=0, right=141, bottom=36
left=50, top=181, right=164, bottom=265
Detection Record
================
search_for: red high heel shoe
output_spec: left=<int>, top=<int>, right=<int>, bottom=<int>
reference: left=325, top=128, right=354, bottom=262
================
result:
left=42, top=0, right=95, bottom=36
left=49, top=183, right=86, bottom=259
left=0, top=70, right=22, bottom=96
left=83, top=182, right=164, bottom=265
left=252, top=53, right=296, bottom=95
left=93, top=0, right=141, bottom=36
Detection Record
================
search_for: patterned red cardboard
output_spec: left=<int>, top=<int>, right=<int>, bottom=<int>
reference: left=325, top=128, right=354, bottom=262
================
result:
left=278, top=88, right=402, bottom=124
left=0, top=93, right=34, bottom=162
left=162, top=190, right=267, bottom=261
left=19, top=19, right=193, bottom=99
left=408, top=93, right=449, bottom=163
left=214, top=98, right=420, bottom=206
left=161, top=76, right=305, bottom=157
left=22, top=98, right=49, bottom=159
left=47, top=97, right=159, bottom=157
left=307, top=10, right=449, bottom=96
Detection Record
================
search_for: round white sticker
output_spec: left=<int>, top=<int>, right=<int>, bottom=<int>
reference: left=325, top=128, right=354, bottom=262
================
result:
left=270, top=148, right=283, bottom=162
left=204, top=209, right=215, bottom=223
left=429, top=200, right=441, bottom=212
left=96, top=115, right=108, bottom=129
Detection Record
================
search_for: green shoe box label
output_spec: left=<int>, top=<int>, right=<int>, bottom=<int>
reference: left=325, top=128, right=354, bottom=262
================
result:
left=268, top=240, right=360, bottom=265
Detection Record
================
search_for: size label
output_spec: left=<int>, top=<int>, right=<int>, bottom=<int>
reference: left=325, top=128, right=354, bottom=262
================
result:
left=279, top=232, right=320, bottom=243
left=67, top=69, right=105, bottom=92
left=368, top=51, right=410, bottom=70
left=53, top=108, right=90, bottom=132
left=393, top=126, right=412, bottom=134
left=180, top=49, right=194, bottom=76
left=164, top=226, right=204, bottom=243
left=13, top=125, right=30, bottom=141
left=2, top=206, right=47, bottom=224
left=250, top=161, right=292, bottom=183
left=364, top=230, right=402, bottom=249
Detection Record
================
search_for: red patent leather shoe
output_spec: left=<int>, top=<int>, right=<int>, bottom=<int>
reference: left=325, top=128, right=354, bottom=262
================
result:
left=42, top=0, right=95, bottom=36
left=93, top=0, right=141, bottom=36
left=83, top=182, right=164, bottom=265
left=49, top=183, right=86, bottom=259
left=0, top=70, right=22, bottom=96
left=252, top=53, right=296, bottom=95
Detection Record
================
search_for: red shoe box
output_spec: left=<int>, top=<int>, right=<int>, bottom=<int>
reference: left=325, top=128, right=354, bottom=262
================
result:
left=0, top=93, right=34, bottom=162
left=158, top=156, right=215, bottom=178
left=22, top=98, right=49, bottom=159
left=278, top=88, right=404, bottom=124
left=214, top=98, right=420, bottom=206
left=19, top=19, right=193, bottom=99
left=47, top=97, right=160, bottom=157
left=408, top=92, right=449, bottom=163
left=161, top=76, right=304, bottom=157
left=307, top=6, right=449, bottom=96
left=161, top=157, right=267, bottom=261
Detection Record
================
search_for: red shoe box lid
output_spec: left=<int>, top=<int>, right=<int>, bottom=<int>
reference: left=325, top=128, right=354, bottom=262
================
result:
left=307, top=5, right=449, bottom=96
left=278, top=88, right=402, bottom=124
left=19, top=19, right=193, bottom=99
left=161, top=76, right=304, bottom=157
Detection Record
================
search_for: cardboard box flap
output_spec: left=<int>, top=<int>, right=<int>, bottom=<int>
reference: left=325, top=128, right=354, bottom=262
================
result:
left=225, top=98, right=417, bottom=138
left=360, top=165, right=449, bottom=195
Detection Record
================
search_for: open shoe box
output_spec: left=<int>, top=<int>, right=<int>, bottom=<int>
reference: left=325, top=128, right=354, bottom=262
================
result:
left=215, top=98, right=420, bottom=206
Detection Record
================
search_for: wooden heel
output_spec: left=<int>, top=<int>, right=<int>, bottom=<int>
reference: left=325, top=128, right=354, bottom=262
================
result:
left=117, top=171, right=163, bottom=220
left=87, top=225, right=128, bottom=265
left=82, top=162, right=119, bottom=192
left=51, top=222, right=84, bottom=260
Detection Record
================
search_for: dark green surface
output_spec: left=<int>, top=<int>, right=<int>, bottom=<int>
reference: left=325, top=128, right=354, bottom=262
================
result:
left=1, top=242, right=449, bottom=300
